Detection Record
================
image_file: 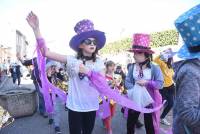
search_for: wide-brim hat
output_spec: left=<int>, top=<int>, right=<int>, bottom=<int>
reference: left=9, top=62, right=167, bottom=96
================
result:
left=69, top=19, right=106, bottom=52
left=160, top=48, right=177, bottom=61
left=162, top=48, right=177, bottom=58
left=175, top=4, right=200, bottom=59
left=128, top=48, right=154, bottom=54
left=128, top=33, right=154, bottom=54
left=177, top=44, right=200, bottom=59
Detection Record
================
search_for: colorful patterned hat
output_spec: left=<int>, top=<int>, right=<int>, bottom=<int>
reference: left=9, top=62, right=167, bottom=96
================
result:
left=128, top=33, right=154, bottom=54
left=69, top=19, right=106, bottom=52
left=175, top=4, right=200, bottom=59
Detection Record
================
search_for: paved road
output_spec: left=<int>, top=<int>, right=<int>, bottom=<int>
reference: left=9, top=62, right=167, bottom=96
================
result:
left=0, top=78, right=172, bottom=134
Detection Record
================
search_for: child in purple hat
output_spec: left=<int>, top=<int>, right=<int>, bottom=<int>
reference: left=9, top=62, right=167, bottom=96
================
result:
left=26, top=12, right=106, bottom=134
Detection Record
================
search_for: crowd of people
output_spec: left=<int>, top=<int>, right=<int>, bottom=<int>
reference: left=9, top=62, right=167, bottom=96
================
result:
left=16, top=55, right=68, bottom=133
left=1, top=3, right=200, bottom=134
left=23, top=4, right=200, bottom=134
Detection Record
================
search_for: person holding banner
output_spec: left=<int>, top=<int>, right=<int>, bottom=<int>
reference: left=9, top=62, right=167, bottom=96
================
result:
left=103, top=60, right=117, bottom=134
left=125, top=33, right=164, bottom=134
left=26, top=12, right=105, bottom=134
left=46, top=60, right=63, bottom=134
left=26, top=11, right=165, bottom=134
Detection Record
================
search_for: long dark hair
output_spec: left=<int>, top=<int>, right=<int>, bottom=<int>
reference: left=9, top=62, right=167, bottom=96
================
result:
left=144, top=52, right=153, bottom=68
left=136, top=52, right=153, bottom=78
left=76, top=48, right=98, bottom=62
left=166, top=57, right=173, bottom=68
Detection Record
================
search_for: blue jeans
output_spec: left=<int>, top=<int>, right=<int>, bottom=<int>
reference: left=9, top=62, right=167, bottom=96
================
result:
left=34, top=81, right=46, bottom=114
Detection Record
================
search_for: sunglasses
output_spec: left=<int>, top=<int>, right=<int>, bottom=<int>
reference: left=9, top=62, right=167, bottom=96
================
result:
left=135, top=51, right=144, bottom=54
left=82, top=39, right=97, bottom=46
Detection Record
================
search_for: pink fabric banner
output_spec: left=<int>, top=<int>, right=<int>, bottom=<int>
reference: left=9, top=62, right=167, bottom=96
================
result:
left=87, top=71, right=164, bottom=113
left=36, top=45, right=67, bottom=113
left=96, top=97, right=111, bottom=119
left=36, top=38, right=164, bottom=114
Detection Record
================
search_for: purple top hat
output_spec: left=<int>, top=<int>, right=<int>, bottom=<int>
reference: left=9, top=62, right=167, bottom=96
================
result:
left=69, top=19, right=106, bottom=52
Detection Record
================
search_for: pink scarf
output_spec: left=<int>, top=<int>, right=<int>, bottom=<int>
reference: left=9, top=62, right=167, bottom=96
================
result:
left=36, top=38, right=164, bottom=114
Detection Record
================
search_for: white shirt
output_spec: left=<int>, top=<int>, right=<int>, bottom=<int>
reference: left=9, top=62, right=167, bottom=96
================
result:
left=66, top=55, right=104, bottom=112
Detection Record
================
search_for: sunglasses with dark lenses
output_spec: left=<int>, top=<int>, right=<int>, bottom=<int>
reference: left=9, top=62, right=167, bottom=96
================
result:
left=135, top=51, right=144, bottom=54
left=82, top=39, right=97, bottom=46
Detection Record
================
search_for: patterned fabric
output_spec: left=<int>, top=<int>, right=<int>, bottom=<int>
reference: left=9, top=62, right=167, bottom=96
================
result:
left=0, top=106, right=14, bottom=130
left=173, top=59, right=200, bottom=134
left=74, top=19, right=94, bottom=34
left=52, top=76, right=68, bottom=93
left=133, top=34, right=150, bottom=48
left=128, top=33, right=154, bottom=54
left=69, top=19, right=106, bottom=52
left=106, top=74, right=118, bottom=105
left=175, top=4, right=200, bottom=59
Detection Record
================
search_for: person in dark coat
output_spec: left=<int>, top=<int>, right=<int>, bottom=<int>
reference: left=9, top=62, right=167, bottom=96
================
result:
left=17, top=56, right=47, bottom=118
left=9, top=63, right=21, bottom=86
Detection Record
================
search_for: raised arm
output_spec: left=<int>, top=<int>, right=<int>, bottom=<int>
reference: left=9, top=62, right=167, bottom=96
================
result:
left=17, top=53, right=32, bottom=66
left=26, top=12, right=67, bottom=63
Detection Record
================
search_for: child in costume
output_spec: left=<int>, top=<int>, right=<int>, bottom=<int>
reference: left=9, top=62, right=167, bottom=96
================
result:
left=56, top=67, right=68, bottom=93
left=173, top=4, right=200, bottom=134
left=114, top=65, right=126, bottom=87
left=125, top=33, right=164, bottom=134
left=26, top=12, right=106, bottom=134
left=46, top=60, right=63, bottom=134
left=154, top=48, right=176, bottom=126
left=102, top=60, right=117, bottom=134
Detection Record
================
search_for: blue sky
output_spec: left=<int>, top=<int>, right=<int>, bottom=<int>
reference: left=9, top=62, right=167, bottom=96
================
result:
left=0, top=0, right=200, bottom=55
